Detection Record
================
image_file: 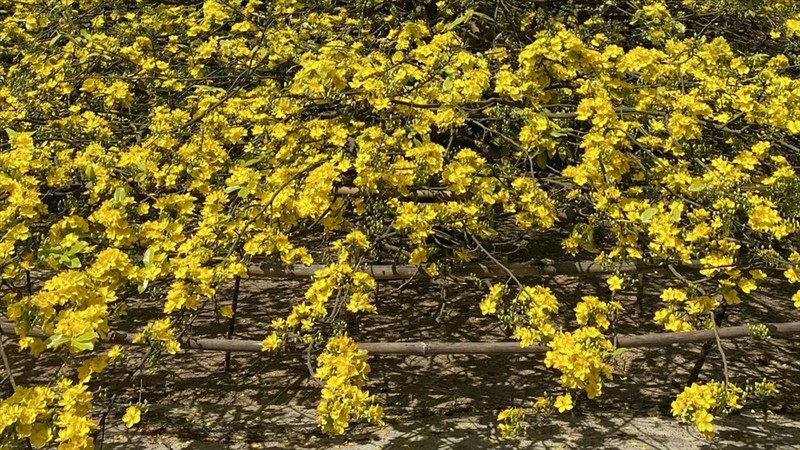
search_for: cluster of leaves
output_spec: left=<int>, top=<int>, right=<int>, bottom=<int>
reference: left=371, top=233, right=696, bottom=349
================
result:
left=3, top=0, right=800, bottom=446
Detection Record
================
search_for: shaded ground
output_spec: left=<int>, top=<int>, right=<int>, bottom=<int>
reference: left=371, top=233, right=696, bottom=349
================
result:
left=5, top=261, right=800, bottom=449
left=100, top=411, right=800, bottom=449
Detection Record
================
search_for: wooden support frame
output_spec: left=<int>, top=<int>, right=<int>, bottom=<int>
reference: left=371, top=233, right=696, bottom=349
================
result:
left=2, top=321, right=797, bottom=356
left=249, top=260, right=705, bottom=281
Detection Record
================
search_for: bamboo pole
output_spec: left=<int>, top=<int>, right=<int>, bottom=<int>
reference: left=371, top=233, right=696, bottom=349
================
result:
left=1, top=321, right=797, bottom=356
left=335, top=186, right=452, bottom=200
left=249, top=260, right=706, bottom=281
left=224, top=275, right=241, bottom=371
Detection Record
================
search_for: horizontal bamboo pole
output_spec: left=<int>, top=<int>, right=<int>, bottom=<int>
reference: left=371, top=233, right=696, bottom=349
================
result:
left=2, top=321, right=797, bottom=356
left=249, top=260, right=705, bottom=280
left=335, top=186, right=452, bottom=200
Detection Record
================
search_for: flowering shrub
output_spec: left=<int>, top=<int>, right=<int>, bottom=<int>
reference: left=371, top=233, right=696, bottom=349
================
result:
left=2, top=0, right=800, bottom=446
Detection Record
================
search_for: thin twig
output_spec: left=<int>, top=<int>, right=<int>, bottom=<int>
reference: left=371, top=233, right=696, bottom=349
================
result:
left=470, top=234, right=523, bottom=289
left=710, top=311, right=730, bottom=387
left=0, top=336, right=16, bottom=390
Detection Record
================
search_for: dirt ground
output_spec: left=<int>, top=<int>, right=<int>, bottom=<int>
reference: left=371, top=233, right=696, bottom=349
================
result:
left=6, top=263, right=800, bottom=449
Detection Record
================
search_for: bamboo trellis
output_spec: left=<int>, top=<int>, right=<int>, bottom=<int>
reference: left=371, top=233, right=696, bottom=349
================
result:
left=248, top=260, right=706, bottom=280
left=2, top=321, right=798, bottom=356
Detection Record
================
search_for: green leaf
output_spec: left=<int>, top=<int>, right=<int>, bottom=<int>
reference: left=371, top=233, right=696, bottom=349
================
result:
left=65, top=257, right=82, bottom=268
left=143, top=247, right=154, bottom=266
left=535, top=152, right=547, bottom=169
left=66, top=241, right=88, bottom=256
left=114, top=187, right=127, bottom=204
left=237, top=186, right=250, bottom=199
left=445, top=11, right=472, bottom=31
left=224, top=185, right=241, bottom=194
left=70, top=331, right=98, bottom=352
left=71, top=340, right=94, bottom=352
left=75, top=331, right=98, bottom=342
left=138, top=279, right=149, bottom=294
left=48, top=32, right=62, bottom=47
left=472, top=11, right=495, bottom=22
left=39, top=244, right=61, bottom=259
left=688, top=181, right=707, bottom=192
left=46, top=335, right=69, bottom=350
left=640, top=207, right=659, bottom=223
left=671, top=207, right=682, bottom=222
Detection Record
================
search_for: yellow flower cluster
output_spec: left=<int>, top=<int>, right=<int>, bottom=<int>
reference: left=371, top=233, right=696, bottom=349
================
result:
left=133, top=318, right=181, bottom=355
left=0, top=386, right=56, bottom=448
left=262, top=234, right=378, bottom=352
left=7, top=267, right=122, bottom=354
left=784, top=252, right=800, bottom=308
left=0, top=380, right=98, bottom=450
left=496, top=407, right=526, bottom=438
left=493, top=286, right=617, bottom=425
left=653, top=288, right=715, bottom=332
left=574, top=296, right=622, bottom=330
left=508, top=286, right=559, bottom=348
left=672, top=382, right=743, bottom=436
left=545, top=327, right=615, bottom=400
left=314, top=336, right=384, bottom=435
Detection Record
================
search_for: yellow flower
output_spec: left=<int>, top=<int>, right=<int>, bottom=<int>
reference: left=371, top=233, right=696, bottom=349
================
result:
left=694, top=409, right=714, bottom=434
left=479, top=296, right=497, bottom=316
left=164, top=340, right=181, bottom=355
left=554, top=393, right=573, bottom=413
left=220, top=305, right=234, bottom=318
left=9, top=130, right=34, bottom=150
left=497, top=407, right=522, bottom=421
left=107, top=345, right=123, bottom=359
left=343, top=231, right=369, bottom=250
left=30, top=422, right=52, bottom=447
left=479, top=284, right=506, bottom=316
left=661, top=288, right=687, bottom=303
left=736, top=277, right=756, bottom=294
left=786, top=267, right=800, bottom=284
left=122, top=405, right=141, bottom=428
left=423, top=263, right=439, bottom=277
left=18, top=337, right=46, bottom=357
left=261, top=333, right=282, bottom=352
left=607, top=275, right=624, bottom=291
left=408, top=247, right=429, bottom=265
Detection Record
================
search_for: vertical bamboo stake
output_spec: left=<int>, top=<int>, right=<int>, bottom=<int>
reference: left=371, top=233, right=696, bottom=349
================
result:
left=224, top=276, right=241, bottom=371
left=635, top=273, right=645, bottom=317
